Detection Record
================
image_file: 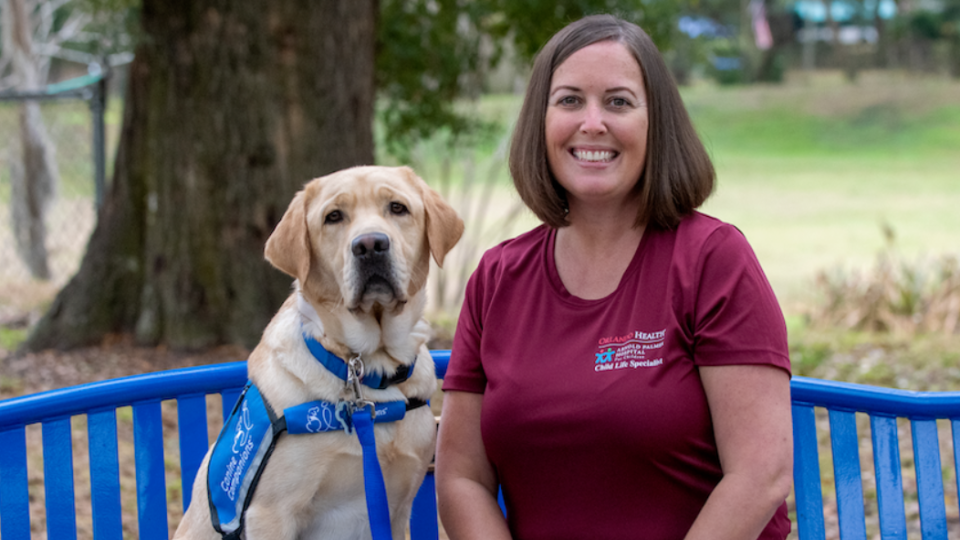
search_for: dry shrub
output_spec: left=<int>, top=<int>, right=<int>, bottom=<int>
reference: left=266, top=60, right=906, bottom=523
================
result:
left=811, top=243, right=960, bottom=336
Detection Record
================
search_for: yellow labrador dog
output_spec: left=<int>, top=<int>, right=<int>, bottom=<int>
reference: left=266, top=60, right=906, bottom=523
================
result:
left=174, top=166, right=463, bottom=540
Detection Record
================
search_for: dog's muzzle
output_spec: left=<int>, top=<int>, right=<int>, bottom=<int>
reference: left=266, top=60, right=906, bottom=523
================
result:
left=350, top=232, right=400, bottom=307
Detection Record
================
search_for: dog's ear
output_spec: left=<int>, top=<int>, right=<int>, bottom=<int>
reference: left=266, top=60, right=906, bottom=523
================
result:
left=406, top=168, right=464, bottom=268
left=265, top=190, right=311, bottom=281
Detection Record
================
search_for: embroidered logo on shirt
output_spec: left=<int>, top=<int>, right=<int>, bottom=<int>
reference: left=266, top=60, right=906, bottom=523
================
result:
left=594, top=329, right=666, bottom=372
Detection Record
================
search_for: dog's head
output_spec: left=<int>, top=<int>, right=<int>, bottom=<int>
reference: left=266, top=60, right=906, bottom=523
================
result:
left=265, top=166, right=463, bottom=313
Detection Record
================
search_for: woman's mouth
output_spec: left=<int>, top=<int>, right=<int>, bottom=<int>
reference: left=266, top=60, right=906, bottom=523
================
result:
left=572, top=149, right=618, bottom=163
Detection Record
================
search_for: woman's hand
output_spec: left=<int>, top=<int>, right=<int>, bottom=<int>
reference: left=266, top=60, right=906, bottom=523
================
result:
left=436, top=391, right=513, bottom=540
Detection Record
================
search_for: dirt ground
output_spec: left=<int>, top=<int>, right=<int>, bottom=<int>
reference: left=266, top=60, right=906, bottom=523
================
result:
left=0, top=337, right=249, bottom=398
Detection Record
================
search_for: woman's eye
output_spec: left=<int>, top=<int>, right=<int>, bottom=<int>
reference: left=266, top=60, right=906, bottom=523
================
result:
left=324, top=210, right=343, bottom=224
left=390, top=202, right=409, bottom=216
left=557, top=95, right=579, bottom=106
left=610, top=97, right=630, bottom=108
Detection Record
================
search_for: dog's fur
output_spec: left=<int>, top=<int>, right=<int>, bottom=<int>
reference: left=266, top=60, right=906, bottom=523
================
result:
left=174, top=166, right=463, bottom=540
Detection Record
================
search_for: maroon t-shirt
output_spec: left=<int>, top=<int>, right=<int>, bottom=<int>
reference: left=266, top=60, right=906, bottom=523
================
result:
left=444, top=212, right=791, bottom=540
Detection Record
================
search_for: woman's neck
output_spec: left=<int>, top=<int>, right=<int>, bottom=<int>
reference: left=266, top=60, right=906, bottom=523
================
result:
left=553, top=216, right=645, bottom=300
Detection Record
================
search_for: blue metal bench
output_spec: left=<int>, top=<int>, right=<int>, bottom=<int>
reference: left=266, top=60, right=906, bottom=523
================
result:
left=2, top=352, right=959, bottom=539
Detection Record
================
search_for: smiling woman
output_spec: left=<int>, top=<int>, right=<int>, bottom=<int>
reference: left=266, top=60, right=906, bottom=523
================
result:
left=436, top=14, right=794, bottom=540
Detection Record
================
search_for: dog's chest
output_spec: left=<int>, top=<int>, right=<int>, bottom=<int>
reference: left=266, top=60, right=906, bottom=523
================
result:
left=249, top=408, right=435, bottom=531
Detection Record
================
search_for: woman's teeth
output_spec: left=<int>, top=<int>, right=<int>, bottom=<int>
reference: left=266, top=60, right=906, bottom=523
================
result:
left=573, top=149, right=615, bottom=162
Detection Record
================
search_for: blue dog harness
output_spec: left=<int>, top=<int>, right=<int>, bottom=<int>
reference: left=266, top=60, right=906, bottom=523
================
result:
left=206, top=339, right=425, bottom=540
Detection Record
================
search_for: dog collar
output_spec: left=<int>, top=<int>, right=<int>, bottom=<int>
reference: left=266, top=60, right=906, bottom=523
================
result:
left=301, top=331, right=416, bottom=390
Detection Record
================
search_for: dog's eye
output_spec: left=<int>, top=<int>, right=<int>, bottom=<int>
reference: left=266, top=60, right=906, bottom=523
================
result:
left=324, top=210, right=344, bottom=224
left=389, top=202, right=409, bottom=216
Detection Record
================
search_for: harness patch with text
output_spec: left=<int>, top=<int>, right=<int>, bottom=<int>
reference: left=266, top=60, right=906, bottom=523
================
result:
left=207, top=384, right=280, bottom=539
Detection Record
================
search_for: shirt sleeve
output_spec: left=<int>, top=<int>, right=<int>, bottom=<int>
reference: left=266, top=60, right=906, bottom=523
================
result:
left=441, top=249, right=495, bottom=393
left=691, top=225, right=791, bottom=374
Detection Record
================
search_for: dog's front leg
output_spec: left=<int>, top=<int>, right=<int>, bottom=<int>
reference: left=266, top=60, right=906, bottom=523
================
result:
left=243, top=504, right=300, bottom=540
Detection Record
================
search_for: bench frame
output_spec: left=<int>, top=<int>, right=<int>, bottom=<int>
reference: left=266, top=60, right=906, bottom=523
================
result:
left=2, top=351, right=960, bottom=539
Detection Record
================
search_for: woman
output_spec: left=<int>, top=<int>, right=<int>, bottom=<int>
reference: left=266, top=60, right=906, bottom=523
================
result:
left=436, top=14, right=792, bottom=540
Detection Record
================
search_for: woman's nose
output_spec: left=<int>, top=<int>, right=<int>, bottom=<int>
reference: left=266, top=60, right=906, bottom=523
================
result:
left=579, top=102, right=607, bottom=134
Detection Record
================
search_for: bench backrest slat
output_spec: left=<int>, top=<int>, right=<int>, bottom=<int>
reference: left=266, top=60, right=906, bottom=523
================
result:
left=221, top=388, right=242, bottom=417
left=0, top=426, right=31, bottom=540
left=42, top=417, right=78, bottom=540
left=791, top=403, right=825, bottom=540
left=953, top=421, right=960, bottom=529
left=88, top=409, right=123, bottom=540
left=869, top=415, right=907, bottom=539
left=411, top=471, right=440, bottom=539
left=177, top=394, right=211, bottom=512
left=911, top=419, right=948, bottom=539
left=828, top=409, right=867, bottom=540
left=133, top=400, right=169, bottom=540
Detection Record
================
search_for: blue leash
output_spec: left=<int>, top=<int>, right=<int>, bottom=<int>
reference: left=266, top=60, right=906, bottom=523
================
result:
left=353, top=408, right=394, bottom=540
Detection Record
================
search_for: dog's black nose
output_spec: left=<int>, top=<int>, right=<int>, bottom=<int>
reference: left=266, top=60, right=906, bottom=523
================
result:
left=352, top=233, right=391, bottom=258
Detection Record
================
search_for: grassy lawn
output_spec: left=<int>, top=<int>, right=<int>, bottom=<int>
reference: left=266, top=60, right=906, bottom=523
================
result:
left=689, top=71, right=960, bottom=311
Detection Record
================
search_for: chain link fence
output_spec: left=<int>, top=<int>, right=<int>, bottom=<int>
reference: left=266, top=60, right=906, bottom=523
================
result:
left=0, top=73, right=108, bottom=325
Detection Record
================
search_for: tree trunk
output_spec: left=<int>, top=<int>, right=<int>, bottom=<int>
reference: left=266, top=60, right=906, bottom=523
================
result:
left=6, top=0, right=59, bottom=280
left=25, top=0, right=376, bottom=351
left=11, top=102, right=57, bottom=280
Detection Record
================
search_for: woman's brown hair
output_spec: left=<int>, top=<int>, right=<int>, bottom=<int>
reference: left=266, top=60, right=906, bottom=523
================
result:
left=509, top=14, right=715, bottom=230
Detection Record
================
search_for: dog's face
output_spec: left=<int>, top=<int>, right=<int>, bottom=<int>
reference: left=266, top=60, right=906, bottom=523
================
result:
left=265, top=166, right=463, bottom=313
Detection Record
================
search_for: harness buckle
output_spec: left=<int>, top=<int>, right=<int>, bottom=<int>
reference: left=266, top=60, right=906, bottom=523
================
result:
left=335, top=400, right=355, bottom=435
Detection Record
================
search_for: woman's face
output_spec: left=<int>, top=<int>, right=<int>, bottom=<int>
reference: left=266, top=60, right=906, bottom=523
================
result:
left=545, top=40, right=649, bottom=210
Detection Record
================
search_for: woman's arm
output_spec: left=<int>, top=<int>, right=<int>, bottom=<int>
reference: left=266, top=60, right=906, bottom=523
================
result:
left=684, top=364, right=793, bottom=540
left=436, top=391, right=513, bottom=540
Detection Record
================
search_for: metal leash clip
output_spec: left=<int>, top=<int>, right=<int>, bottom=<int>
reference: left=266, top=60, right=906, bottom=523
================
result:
left=355, top=399, right=376, bottom=420
left=334, top=355, right=369, bottom=435
left=346, top=354, right=365, bottom=402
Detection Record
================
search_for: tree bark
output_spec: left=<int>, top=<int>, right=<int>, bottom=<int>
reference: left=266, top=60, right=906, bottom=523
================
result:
left=25, top=0, right=376, bottom=351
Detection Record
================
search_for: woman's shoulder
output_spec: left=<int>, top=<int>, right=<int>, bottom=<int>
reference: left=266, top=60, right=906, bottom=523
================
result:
left=648, top=212, right=757, bottom=273
left=669, top=211, right=752, bottom=251
left=675, top=211, right=738, bottom=238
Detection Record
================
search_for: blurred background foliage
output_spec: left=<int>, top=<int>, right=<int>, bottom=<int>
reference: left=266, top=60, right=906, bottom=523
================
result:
left=374, top=0, right=681, bottom=158
left=2, top=0, right=960, bottom=386
left=7, top=0, right=958, bottom=153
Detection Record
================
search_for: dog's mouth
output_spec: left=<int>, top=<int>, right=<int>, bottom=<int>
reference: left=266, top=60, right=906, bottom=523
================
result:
left=348, top=269, right=405, bottom=313
left=361, top=274, right=396, bottom=298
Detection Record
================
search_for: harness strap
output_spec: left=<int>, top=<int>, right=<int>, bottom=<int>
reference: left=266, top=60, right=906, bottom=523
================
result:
left=282, top=398, right=427, bottom=434
left=302, top=331, right=417, bottom=389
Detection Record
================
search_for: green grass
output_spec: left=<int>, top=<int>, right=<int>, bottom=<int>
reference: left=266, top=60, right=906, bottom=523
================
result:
left=0, top=327, right=28, bottom=351
left=687, top=72, right=960, bottom=311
